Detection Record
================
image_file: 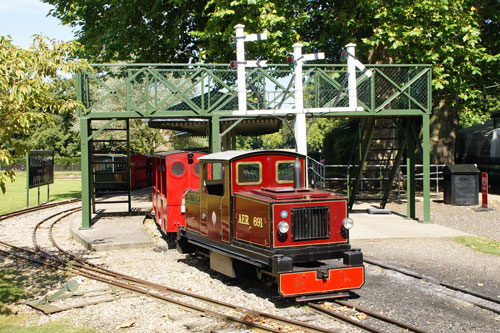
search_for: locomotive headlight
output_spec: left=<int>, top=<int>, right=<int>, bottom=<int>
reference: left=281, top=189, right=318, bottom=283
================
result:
left=342, top=217, right=354, bottom=230
left=278, top=221, right=290, bottom=234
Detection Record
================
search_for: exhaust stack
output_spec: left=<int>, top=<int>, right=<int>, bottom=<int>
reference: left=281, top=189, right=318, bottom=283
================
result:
left=293, top=158, right=303, bottom=189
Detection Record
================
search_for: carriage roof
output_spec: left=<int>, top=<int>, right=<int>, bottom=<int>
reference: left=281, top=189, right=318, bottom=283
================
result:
left=198, top=150, right=304, bottom=162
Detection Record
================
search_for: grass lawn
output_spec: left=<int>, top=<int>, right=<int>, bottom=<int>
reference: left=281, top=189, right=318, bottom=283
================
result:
left=0, top=171, right=81, bottom=215
left=0, top=270, right=95, bottom=332
left=454, top=236, right=500, bottom=257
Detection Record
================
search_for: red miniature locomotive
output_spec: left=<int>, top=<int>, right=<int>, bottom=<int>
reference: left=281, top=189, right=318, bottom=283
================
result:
left=175, top=150, right=364, bottom=300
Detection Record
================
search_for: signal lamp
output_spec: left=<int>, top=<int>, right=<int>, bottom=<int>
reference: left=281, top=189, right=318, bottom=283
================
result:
left=230, top=61, right=236, bottom=69
left=287, top=56, right=294, bottom=68
left=340, top=49, right=348, bottom=62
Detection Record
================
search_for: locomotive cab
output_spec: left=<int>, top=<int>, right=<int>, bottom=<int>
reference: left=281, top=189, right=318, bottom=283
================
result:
left=178, top=150, right=364, bottom=300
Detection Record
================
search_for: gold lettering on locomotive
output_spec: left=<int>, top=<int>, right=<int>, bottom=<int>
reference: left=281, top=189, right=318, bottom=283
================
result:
left=238, top=213, right=249, bottom=225
left=253, top=217, right=264, bottom=228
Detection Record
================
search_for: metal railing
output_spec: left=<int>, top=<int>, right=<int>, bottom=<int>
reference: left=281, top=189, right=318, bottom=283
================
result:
left=308, top=157, right=444, bottom=198
left=79, top=64, right=431, bottom=118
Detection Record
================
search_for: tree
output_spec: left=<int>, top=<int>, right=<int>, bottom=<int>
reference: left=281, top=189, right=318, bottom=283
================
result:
left=44, top=0, right=500, bottom=162
left=130, top=119, right=170, bottom=155
left=10, top=78, right=83, bottom=159
left=303, top=0, right=499, bottom=162
left=0, top=35, right=89, bottom=192
left=43, top=0, right=208, bottom=63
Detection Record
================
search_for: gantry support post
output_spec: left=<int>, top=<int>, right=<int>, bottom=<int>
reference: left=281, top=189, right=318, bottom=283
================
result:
left=80, top=117, right=91, bottom=229
left=211, top=116, right=221, bottom=153
left=422, top=114, right=431, bottom=222
left=406, top=120, right=416, bottom=219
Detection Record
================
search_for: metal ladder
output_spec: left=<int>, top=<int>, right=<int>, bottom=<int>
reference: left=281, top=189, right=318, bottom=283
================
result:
left=348, top=117, right=409, bottom=209
left=89, top=119, right=131, bottom=214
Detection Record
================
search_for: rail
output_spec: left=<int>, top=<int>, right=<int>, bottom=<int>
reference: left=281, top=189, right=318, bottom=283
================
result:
left=307, top=157, right=444, bottom=198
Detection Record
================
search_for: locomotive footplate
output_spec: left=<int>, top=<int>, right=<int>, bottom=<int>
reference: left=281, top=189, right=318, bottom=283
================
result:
left=278, top=265, right=365, bottom=298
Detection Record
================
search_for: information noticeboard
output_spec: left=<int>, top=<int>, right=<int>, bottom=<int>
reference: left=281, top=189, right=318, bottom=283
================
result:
left=28, top=150, right=54, bottom=188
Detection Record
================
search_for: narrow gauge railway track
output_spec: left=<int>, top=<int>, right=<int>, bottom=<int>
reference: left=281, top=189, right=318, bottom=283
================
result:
left=0, top=206, right=432, bottom=332
left=0, top=208, right=340, bottom=332
left=309, top=301, right=426, bottom=333
left=0, top=198, right=81, bottom=221
left=364, top=258, right=500, bottom=316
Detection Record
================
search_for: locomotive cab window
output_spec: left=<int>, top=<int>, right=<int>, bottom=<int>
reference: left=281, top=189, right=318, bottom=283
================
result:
left=276, top=161, right=295, bottom=184
left=236, top=162, right=262, bottom=185
left=204, top=162, right=225, bottom=196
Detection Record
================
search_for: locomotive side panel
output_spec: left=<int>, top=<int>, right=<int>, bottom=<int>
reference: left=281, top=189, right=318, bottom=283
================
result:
left=233, top=195, right=271, bottom=247
left=185, top=191, right=201, bottom=233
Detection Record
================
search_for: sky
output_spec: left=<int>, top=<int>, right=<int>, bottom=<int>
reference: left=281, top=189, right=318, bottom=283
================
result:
left=0, top=0, right=76, bottom=48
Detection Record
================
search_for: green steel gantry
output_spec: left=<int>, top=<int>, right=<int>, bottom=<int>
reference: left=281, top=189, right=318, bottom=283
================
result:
left=77, top=63, right=432, bottom=228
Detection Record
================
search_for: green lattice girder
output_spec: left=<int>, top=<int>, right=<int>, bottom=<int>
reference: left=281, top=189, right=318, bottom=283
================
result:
left=77, top=64, right=431, bottom=119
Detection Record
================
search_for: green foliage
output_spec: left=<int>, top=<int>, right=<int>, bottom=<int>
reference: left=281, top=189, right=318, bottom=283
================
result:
left=173, top=136, right=208, bottom=151
left=6, top=78, right=81, bottom=160
left=130, top=120, right=170, bottom=155
left=455, top=236, right=500, bottom=257
left=43, top=0, right=207, bottom=63
left=360, top=1, right=495, bottom=105
left=54, top=156, right=81, bottom=165
left=0, top=35, right=89, bottom=193
left=323, top=119, right=357, bottom=165
left=306, top=118, right=344, bottom=152
left=193, top=0, right=308, bottom=62
left=43, top=0, right=500, bottom=159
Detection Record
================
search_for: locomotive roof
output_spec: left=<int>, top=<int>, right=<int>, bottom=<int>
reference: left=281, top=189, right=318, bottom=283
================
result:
left=199, top=150, right=304, bottom=162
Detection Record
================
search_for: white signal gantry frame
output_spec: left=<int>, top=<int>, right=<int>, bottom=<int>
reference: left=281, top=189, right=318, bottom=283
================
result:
left=232, top=24, right=374, bottom=157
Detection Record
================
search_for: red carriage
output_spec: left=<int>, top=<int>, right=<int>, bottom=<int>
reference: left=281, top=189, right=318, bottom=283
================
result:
left=152, top=151, right=207, bottom=233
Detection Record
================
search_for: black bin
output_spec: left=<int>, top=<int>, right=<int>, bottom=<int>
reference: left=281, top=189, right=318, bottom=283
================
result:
left=443, top=164, right=479, bottom=205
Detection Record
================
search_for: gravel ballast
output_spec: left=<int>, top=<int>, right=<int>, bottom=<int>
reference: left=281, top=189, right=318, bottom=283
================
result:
left=1, top=192, right=499, bottom=332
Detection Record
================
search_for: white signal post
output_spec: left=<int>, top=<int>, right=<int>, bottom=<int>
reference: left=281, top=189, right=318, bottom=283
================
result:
left=346, top=43, right=373, bottom=110
left=234, top=24, right=267, bottom=115
left=292, top=43, right=325, bottom=156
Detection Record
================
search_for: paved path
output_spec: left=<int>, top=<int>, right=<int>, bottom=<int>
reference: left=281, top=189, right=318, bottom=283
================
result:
left=350, top=202, right=470, bottom=240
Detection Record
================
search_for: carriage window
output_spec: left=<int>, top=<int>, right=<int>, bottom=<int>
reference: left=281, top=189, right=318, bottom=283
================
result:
left=204, top=162, right=225, bottom=196
left=193, top=163, right=200, bottom=175
left=276, top=161, right=295, bottom=183
left=171, top=162, right=185, bottom=177
left=236, top=162, right=262, bottom=185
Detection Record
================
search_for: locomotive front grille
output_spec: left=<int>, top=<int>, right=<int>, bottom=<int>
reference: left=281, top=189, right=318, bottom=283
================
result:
left=291, top=206, right=330, bottom=241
